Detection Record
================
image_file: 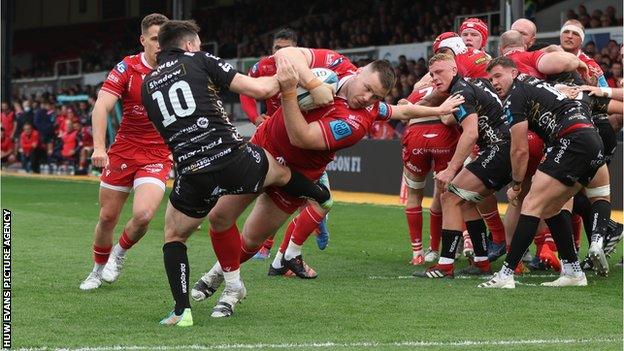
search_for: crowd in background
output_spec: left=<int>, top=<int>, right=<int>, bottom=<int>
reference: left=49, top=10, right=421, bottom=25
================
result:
left=1, top=86, right=98, bottom=174
left=13, top=1, right=621, bottom=78
left=5, top=2, right=624, bottom=156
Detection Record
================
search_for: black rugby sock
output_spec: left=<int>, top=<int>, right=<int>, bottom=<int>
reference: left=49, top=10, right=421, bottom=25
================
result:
left=163, top=241, right=190, bottom=315
left=440, top=229, right=462, bottom=261
left=545, top=210, right=578, bottom=262
left=281, top=170, right=331, bottom=205
left=573, top=193, right=593, bottom=243
left=465, top=219, right=488, bottom=257
left=504, top=214, right=540, bottom=270
left=590, top=200, right=611, bottom=240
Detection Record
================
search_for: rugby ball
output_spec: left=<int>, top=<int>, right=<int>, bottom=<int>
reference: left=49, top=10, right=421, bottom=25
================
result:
left=296, top=68, right=339, bottom=111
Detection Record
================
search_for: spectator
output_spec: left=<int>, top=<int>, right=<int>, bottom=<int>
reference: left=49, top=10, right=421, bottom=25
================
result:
left=60, top=119, right=82, bottom=174
left=33, top=100, right=57, bottom=170
left=13, top=100, right=34, bottom=153
left=607, top=62, right=623, bottom=87
left=19, top=123, right=39, bottom=173
left=1, top=127, right=16, bottom=166
left=77, top=124, right=94, bottom=175
left=1, top=102, right=16, bottom=143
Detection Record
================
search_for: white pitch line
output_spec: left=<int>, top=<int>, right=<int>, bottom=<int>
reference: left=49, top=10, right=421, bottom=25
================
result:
left=15, top=337, right=621, bottom=351
left=368, top=274, right=560, bottom=280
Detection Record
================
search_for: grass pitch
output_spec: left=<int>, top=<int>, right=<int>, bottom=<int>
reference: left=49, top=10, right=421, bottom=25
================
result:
left=2, top=175, right=622, bottom=350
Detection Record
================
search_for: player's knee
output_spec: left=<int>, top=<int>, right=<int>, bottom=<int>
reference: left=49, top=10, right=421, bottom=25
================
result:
left=440, top=190, right=460, bottom=207
left=132, top=207, right=156, bottom=227
left=208, top=210, right=233, bottom=232
left=98, top=209, right=120, bottom=227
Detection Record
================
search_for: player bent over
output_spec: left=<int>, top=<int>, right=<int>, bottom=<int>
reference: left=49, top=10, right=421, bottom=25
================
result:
left=141, top=21, right=332, bottom=326
left=413, top=54, right=512, bottom=279
left=480, top=57, right=606, bottom=288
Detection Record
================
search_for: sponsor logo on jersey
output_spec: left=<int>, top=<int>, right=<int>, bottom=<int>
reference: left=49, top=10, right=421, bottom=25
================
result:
left=143, top=163, right=164, bottom=173
left=116, top=61, right=127, bottom=73
left=474, top=56, right=487, bottom=65
left=107, top=72, right=120, bottom=83
left=329, top=120, right=352, bottom=141
left=378, top=102, right=390, bottom=119
left=455, top=104, right=468, bottom=119
left=197, top=117, right=209, bottom=128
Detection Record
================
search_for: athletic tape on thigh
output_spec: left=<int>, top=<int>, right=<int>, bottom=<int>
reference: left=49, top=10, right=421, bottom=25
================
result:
left=448, top=183, right=485, bottom=203
left=403, top=173, right=426, bottom=189
left=585, top=185, right=610, bottom=198
left=463, top=156, right=473, bottom=167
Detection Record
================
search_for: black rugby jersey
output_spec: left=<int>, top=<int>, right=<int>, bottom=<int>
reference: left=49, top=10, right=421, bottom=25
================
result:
left=142, top=48, right=245, bottom=174
left=449, top=76, right=510, bottom=148
left=503, top=75, right=591, bottom=144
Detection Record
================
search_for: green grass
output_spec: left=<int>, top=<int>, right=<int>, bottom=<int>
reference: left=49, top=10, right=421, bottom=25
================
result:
left=3, top=175, right=623, bottom=351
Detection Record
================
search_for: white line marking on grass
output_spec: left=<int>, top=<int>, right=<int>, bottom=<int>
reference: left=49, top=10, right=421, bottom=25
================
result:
left=368, top=274, right=560, bottom=280
left=15, top=337, right=621, bottom=351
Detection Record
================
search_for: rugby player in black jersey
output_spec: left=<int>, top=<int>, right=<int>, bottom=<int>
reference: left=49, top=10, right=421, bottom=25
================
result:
left=481, top=57, right=609, bottom=288
left=414, top=53, right=513, bottom=279
left=141, top=20, right=331, bottom=325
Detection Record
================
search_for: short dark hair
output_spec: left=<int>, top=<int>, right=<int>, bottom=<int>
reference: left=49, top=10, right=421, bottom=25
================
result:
left=158, top=20, right=201, bottom=51
left=368, top=60, right=396, bottom=92
left=486, top=56, right=517, bottom=72
left=141, top=13, right=168, bottom=33
left=273, top=28, right=297, bottom=43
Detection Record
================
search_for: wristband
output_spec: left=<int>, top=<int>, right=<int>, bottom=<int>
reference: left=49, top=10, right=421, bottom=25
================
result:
left=511, top=179, right=522, bottom=190
left=281, top=89, right=297, bottom=100
left=599, top=87, right=612, bottom=98
left=303, top=77, right=322, bottom=90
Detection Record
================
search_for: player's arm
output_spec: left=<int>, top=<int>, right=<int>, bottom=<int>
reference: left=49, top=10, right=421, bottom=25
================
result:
left=388, top=94, right=464, bottom=120
left=274, top=56, right=326, bottom=149
left=447, top=113, right=478, bottom=173
left=229, top=74, right=280, bottom=100
left=509, top=121, right=529, bottom=184
left=537, top=51, right=588, bottom=76
left=274, top=47, right=334, bottom=107
left=239, top=94, right=264, bottom=125
left=91, top=90, right=119, bottom=167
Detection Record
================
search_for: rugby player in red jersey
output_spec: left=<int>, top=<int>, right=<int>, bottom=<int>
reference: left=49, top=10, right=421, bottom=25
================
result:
left=459, top=18, right=489, bottom=52
left=80, top=14, right=172, bottom=290
left=240, top=29, right=332, bottom=260
left=190, top=49, right=463, bottom=313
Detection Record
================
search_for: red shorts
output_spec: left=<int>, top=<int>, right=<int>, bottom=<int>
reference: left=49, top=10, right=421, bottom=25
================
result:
left=526, top=131, right=545, bottom=178
left=401, top=122, right=460, bottom=177
left=100, top=139, right=173, bottom=193
left=250, top=130, right=320, bottom=214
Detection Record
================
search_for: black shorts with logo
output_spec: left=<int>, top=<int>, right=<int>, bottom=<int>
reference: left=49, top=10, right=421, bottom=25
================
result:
left=593, top=115, right=617, bottom=163
left=465, top=142, right=512, bottom=191
left=538, top=128, right=605, bottom=187
left=170, top=144, right=269, bottom=218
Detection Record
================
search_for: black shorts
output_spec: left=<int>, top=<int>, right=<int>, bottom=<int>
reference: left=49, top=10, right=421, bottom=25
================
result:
left=593, top=115, right=617, bottom=162
left=465, top=142, right=512, bottom=191
left=538, top=128, right=605, bottom=187
left=170, top=144, right=269, bottom=218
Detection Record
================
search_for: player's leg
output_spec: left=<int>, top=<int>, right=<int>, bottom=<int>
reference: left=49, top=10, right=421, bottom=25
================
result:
left=102, top=181, right=166, bottom=283
left=160, top=200, right=204, bottom=327
left=281, top=201, right=328, bottom=278
left=403, top=168, right=426, bottom=265
left=315, top=171, right=331, bottom=250
left=102, top=159, right=170, bottom=283
left=478, top=194, right=506, bottom=261
left=585, top=164, right=612, bottom=276
left=427, top=184, right=443, bottom=262
left=415, top=168, right=490, bottom=278
left=450, top=169, right=494, bottom=275
left=79, top=185, right=129, bottom=290
left=261, top=148, right=331, bottom=208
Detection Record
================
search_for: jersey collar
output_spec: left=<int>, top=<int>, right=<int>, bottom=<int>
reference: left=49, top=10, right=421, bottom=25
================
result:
left=140, top=52, right=154, bottom=69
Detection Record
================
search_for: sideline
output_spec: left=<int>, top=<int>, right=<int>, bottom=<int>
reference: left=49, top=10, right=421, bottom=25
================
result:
left=3, top=172, right=623, bottom=220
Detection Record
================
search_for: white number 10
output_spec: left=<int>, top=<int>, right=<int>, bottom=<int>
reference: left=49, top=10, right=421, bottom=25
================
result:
left=151, top=81, right=197, bottom=127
